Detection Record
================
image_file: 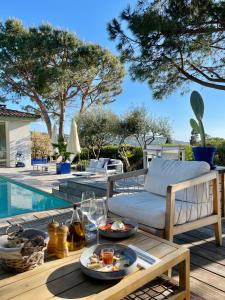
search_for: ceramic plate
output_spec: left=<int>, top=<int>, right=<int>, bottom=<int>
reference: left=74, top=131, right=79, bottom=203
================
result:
left=99, top=218, right=138, bottom=239
left=80, top=243, right=137, bottom=280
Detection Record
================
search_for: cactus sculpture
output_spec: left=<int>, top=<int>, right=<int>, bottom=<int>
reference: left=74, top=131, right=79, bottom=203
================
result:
left=190, top=91, right=206, bottom=147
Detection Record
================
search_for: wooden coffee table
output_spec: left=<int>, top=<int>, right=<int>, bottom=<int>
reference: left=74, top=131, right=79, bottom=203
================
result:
left=0, top=230, right=190, bottom=300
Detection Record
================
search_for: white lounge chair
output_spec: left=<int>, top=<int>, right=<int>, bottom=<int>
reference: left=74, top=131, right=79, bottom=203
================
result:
left=107, top=158, right=222, bottom=244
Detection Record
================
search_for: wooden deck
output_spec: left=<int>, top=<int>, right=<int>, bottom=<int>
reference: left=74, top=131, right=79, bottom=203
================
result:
left=0, top=214, right=225, bottom=300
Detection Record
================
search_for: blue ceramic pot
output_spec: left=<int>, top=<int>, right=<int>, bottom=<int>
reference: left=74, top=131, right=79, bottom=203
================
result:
left=56, top=162, right=71, bottom=174
left=192, top=146, right=216, bottom=169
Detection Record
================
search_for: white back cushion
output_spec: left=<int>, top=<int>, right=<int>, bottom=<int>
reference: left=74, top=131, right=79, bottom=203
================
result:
left=96, top=158, right=105, bottom=169
left=144, top=158, right=210, bottom=203
left=89, top=159, right=98, bottom=168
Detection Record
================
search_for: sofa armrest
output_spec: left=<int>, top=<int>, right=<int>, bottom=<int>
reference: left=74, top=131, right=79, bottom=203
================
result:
left=167, top=171, right=217, bottom=194
left=165, top=171, right=218, bottom=241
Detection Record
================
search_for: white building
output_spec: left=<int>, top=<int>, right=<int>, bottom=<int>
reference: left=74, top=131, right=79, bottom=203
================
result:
left=0, top=105, right=40, bottom=167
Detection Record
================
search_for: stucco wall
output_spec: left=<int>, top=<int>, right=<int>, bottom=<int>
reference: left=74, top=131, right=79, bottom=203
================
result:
left=7, top=120, right=32, bottom=167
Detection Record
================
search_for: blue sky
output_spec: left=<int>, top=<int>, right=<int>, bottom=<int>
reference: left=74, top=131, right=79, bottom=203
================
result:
left=1, top=0, right=225, bottom=142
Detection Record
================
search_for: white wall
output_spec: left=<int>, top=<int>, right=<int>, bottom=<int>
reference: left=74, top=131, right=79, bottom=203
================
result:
left=7, top=120, right=32, bottom=167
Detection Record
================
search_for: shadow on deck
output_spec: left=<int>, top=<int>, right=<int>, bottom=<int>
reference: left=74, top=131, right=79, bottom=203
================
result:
left=0, top=213, right=225, bottom=300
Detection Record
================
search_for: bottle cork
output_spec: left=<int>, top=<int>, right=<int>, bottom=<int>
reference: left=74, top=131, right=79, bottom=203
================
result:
left=55, top=223, right=68, bottom=259
left=47, top=219, right=59, bottom=254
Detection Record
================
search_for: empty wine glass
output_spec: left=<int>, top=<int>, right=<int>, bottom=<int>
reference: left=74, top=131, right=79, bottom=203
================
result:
left=88, top=198, right=107, bottom=244
left=80, top=191, right=96, bottom=241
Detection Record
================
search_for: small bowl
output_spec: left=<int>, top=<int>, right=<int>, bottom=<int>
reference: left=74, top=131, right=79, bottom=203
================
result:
left=80, top=243, right=137, bottom=280
left=99, top=218, right=138, bottom=239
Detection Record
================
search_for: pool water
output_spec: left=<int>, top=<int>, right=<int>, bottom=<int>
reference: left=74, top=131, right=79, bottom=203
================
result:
left=0, top=177, right=71, bottom=219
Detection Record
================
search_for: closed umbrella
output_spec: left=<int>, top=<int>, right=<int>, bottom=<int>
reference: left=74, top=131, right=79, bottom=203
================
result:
left=67, top=118, right=81, bottom=161
left=52, top=124, right=58, bottom=144
left=52, top=124, right=59, bottom=154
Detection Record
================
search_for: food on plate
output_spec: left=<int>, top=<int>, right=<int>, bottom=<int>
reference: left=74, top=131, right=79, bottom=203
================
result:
left=100, top=220, right=134, bottom=232
left=86, top=250, right=131, bottom=272
left=111, top=220, right=125, bottom=231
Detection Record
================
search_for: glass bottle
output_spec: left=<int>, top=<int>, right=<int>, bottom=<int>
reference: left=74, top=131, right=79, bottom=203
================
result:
left=67, top=204, right=85, bottom=251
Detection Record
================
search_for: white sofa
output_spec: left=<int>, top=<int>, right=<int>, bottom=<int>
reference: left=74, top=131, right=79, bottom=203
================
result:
left=107, top=158, right=222, bottom=244
left=86, top=158, right=123, bottom=175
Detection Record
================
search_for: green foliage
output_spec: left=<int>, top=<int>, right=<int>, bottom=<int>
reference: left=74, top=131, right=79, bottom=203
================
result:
left=0, top=19, right=125, bottom=137
left=53, top=137, right=71, bottom=162
left=122, top=106, right=172, bottom=149
left=190, top=91, right=206, bottom=147
left=74, top=160, right=90, bottom=171
left=77, top=109, right=119, bottom=158
left=108, top=1, right=225, bottom=98
left=182, top=145, right=193, bottom=161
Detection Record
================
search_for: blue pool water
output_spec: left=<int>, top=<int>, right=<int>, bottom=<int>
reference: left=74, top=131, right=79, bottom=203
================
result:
left=0, top=177, right=71, bottom=219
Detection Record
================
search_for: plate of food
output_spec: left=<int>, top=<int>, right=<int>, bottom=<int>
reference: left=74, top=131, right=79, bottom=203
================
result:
left=80, top=243, right=137, bottom=280
left=99, top=219, right=138, bottom=239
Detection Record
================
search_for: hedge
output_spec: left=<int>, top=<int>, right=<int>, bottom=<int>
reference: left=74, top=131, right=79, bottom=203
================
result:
left=79, top=143, right=225, bottom=170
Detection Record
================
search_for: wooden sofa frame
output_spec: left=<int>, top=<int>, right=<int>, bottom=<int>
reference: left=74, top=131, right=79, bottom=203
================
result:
left=107, top=168, right=222, bottom=245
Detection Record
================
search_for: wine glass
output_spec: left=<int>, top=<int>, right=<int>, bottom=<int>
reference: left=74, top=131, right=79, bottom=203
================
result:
left=80, top=192, right=96, bottom=241
left=88, top=198, right=107, bottom=244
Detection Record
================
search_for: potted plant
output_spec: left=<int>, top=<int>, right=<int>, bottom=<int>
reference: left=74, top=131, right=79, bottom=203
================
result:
left=53, top=137, right=71, bottom=174
left=190, top=91, right=216, bottom=169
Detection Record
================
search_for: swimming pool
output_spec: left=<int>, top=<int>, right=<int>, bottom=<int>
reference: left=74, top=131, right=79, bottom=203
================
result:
left=0, top=177, right=71, bottom=219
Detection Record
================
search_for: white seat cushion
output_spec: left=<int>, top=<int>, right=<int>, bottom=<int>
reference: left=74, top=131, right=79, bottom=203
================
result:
left=108, top=191, right=212, bottom=229
left=144, top=158, right=210, bottom=203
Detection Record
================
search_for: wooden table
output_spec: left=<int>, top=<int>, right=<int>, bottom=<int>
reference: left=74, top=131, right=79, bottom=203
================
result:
left=0, top=230, right=190, bottom=300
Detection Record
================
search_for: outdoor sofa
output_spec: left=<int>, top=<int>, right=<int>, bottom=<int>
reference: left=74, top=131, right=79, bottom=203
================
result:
left=107, top=158, right=222, bottom=244
left=86, top=158, right=123, bottom=175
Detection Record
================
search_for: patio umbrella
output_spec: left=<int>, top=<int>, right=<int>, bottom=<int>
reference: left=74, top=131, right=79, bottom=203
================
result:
left=52, top=124, right=59, bottom=154
left=67, top=118, right=81, bottom=161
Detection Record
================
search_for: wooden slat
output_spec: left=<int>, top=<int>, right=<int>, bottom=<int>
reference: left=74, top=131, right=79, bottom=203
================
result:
left=173, top=215, right=219, bottom=235
left=0, top=250, right=82, bottom=286
left=168, top=172, right=217, bottom=193
left=51, top=249, right=188, bottom=300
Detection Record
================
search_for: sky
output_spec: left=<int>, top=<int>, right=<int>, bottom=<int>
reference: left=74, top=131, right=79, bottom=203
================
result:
left=1, top=0, right=225, bottom=142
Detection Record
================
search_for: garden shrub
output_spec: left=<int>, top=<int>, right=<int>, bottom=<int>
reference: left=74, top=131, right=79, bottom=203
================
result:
left=79, top=142, right=225, bottom=171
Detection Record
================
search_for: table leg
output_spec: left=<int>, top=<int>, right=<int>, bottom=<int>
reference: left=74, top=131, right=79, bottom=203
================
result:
left=220, top=173, right=225, bottom=217
left=178, top=252, right=190, bottom=300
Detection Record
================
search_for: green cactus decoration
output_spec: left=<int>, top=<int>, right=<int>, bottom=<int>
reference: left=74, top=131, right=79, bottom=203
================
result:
left=190, top=91, right=206, bottom=147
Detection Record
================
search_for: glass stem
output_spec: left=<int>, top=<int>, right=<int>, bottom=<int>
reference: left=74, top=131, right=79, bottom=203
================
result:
left=97, top=228, right=100, bottom=245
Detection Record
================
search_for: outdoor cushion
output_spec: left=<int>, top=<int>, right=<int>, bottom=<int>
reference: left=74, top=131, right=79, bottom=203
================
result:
left=89, top=159, right=98, bottom=168
left=96, top=158, right=106, bottom=169
left=107, top=159, right=119, bottom=170
left=144, top=158, right=210, bottom=203
left=102, top=158, right=110, bottom=167
left=107, top=191, right=212, bottom=229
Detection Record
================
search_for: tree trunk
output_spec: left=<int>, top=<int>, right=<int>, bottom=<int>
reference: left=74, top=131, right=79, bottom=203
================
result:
left=118, top=145, right=131, bottom=172
left=31, top=94, right=52, bottom=138
left=59, top=99, right=65, bottom=139
left=96, top=147, right=101, bottom=159
left=91, top=146, right=97, bottom=158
